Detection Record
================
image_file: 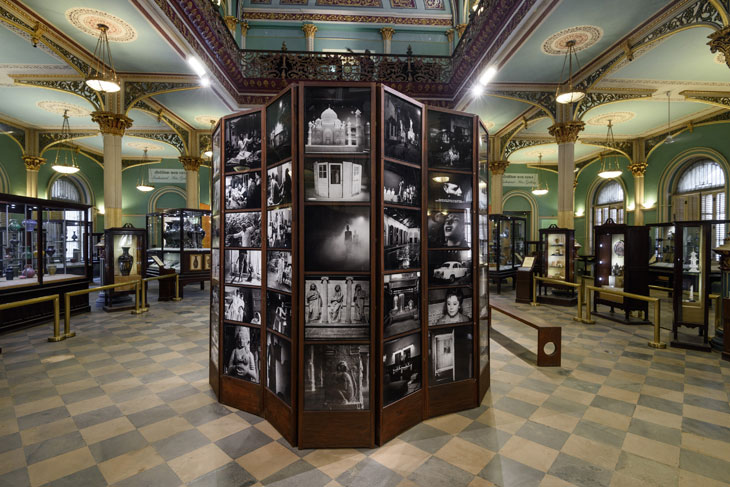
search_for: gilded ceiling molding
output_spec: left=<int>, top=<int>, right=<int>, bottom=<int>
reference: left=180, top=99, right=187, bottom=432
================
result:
left=681, top=91, right=730, bottom=108
left=128, top=130, right=185, bottom=156
left=38, top=132, right=97, bottom=155
left=390, top=0, right=416, bottom=8
left=223, top=15, right=238, bottom=33
left=503, top=138, right=549, bottom=159
left=708, top=26, right=730, bottom=68
left=708, top=0, right=730, bottom=24
left=13, top=77, right=102, bottom=111
left=22, top=155, right=45, bottom=171
left=498, top=123, right=524, bottom=159
left=315, top=0, right=383, bottom=7
left=548, top=121, right=585, bottom=144
left=122, top=158, right=163, bottom=170
left=424, top=0, right=445, bottom=9
left=239, top=11, right=452, bottom=26
left=134, top=99, right=190, bottom=154
left=0, top=119, right=26, bottom=152
left=123, top=80, right=201, bottom=114
left=574, top=92, right=653, bottom=121
left=485, top=91, right=557, bottom=121
left=579, top=139, right=633, bottom=161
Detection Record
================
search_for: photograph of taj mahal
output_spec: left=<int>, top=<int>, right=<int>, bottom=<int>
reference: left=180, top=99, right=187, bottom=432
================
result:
left=304, top=86, right=371, bottom=154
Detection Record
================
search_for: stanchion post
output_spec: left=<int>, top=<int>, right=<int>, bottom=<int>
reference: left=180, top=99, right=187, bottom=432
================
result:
left=531, top=275, right=538, bottom=307
left=48, top=295, right=63, bottom=342
left=584, top=285, right=595, bottom=324
left=141, top=279, right=149, bottom=313
left=62, top=294, right=75, bottom=338
left=648, top=297, right=667, bottom=349
left=131, top=280, right=144, bottom=315
left=173, top=274, right=182, bottom=301
left=573, top=277, right=583, bottom=323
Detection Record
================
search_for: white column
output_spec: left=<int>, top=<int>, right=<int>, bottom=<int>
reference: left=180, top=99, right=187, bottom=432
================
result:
left=92, top=111, right=133, bottom=229
left=22, top=156, right=44, bottom=198
left=380, top=27, right=394, bottom=54
left=180, top=156, right=203, bottom=209
left=548, top=113, right=584, bottom=229
left=489, top=160, right=508, bottom=214
left=302, top=24, right=317, bottom=52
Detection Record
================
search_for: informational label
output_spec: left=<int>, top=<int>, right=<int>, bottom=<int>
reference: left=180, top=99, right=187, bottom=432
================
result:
left=149, top=168, right=186, bottom=183
left=520, top=256, right=535, bottom=270
left=503, top=173, right=538, bottom=187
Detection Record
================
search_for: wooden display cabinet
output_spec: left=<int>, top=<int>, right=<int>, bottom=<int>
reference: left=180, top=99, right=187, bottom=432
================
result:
left=593, top=220, right=649, bottom=323
left=210, top=83, right=489, bottom=449
left=538, top=225, right=577, bottom=306
left=488, top=214, right=526, bottom=293
left=0, top=194, right=91, bottom=331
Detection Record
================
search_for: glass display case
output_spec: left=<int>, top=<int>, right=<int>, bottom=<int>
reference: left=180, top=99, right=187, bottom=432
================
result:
left=146, top=208, right=211, bottom=297
left=648, top=223, right=675, bottom=288
left=0, top=193, right=91, bottom=331
left=537, top=226, right=576, bottom=305
left=488, top=214, right=526, bottom=293
left=593, top=220, right=649, bottom=322
left=103, top=226, right=146, bottom=311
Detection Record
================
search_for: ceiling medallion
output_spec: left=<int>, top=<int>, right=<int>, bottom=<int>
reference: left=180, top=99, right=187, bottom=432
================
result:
left=541, top=26, right=603, bottom=55
left=194, top=115, right=220, bottom=126
left=65, top=8, right=137, bottom=43
left=482, top=121, right=496, bottom=131
left=715, top=52, right=726, bottom=65
left=526, top=148, right=557, bottom=157
left=586, top=112, right=635, bottom=126
left=126, top=141, right=163, bottom=151
left=36, top=101, right=90, bottom=117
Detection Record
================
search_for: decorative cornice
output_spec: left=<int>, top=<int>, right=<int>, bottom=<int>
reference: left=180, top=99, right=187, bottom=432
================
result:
left=444, top=28, right=454, bottom=43
left=224, top=15, right=238, bottom=33
left=503, top=138, right=550, bottom=159
left=455, top=24, right=467, bottom=37
left=302, top=23, right=318, bottom=38
left=548, top=121, right=585, bottom=144
left=179, top=155, right=204, bottom=171
left=240, top=11, right=452, bottom=26
left=123, top=80, right=200, bottom=112
left=575, top=91, right=653, bottom=121
left=22, top=155, right=45, bottom=171
left=39, top=131, right=97, bottom=153
left=13, top=77, right=102, bottom=111
left=627, top=161, right=648, bottom=176
left=127, top=130, right=185, bottom=155
left=488, top=160, right=509, bottom=175
left=240, top=21, right=249, bottom=35
left=91, top=111, right=134, bottom=136
left=380, top=27, right=395, bottom=40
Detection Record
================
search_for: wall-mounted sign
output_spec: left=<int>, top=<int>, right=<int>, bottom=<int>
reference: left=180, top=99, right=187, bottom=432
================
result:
left=503, top=173, right=538, bottom=187
left=149, top=168, right=186, bottom=184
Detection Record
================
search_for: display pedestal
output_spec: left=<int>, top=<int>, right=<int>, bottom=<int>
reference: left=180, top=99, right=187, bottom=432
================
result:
left=515, top=269, right=533, bottom=303
left=157, top=267, right=176, bottom=301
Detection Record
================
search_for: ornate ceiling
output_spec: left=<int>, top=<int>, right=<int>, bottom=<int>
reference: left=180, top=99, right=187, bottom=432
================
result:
left=0, top=0, right=727, bottom=164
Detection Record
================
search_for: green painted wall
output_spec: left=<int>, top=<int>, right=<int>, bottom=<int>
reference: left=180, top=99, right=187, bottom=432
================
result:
left=0, top=134, right=25, bottom=195
left=499, top=164, right=558, bottom=239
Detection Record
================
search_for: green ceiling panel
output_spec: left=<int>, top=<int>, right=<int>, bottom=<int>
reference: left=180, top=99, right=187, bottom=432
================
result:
left=464, top=95, right=534, bottom=134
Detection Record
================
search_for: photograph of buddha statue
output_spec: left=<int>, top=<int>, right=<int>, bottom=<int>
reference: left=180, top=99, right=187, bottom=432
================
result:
left=303, top=344, right=370, bottom=411
left=223, top=324, right=260, bottom=383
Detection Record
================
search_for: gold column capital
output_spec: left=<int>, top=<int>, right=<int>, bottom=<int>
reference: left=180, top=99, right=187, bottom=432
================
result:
left=22, top=155, right=46, bottom=171
left=456, top=24, right=468, bottom=37
left=302, top=23, right=318, bottom=38
left=708, top=26, right=730, bottom=69
left=488, top=160, right=509, bottom=175
left=628, top=161, right=648, bottom=177
left=380, top=27, right=395, bottom=41
left=240, top=21, right=249, bottom=36
left=548, top=121, right=585, bottom=144
left=444, top=29, right=454, bottom=43
left=179, top=155, right=204, bottom=172
left=91, top=111, right=133, bottom=136
left=223, top=15, right=238, bottom=34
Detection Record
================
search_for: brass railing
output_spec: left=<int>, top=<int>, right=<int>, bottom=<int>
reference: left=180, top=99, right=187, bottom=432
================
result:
left=0, top=294, right=61, bottom=342
left=63, top=280, right=142, bottom=337
left=139, top=273, right=182, bottom=313
left=532, top=276, right=589, bottom=324
left=585, top=285, right=666, bottom=349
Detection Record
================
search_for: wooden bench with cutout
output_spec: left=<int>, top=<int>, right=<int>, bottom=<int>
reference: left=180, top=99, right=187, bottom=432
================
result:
left=490, top=303, right=561, bottom=367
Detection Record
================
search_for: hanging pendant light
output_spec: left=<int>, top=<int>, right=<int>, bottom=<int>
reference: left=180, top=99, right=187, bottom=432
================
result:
left=136, top=148, right=155, bottom=192
left=532, top=153, right=549, bottom=195
left=555, top=40, right=585, bottom=104
left=52, top=110, right=80, bottom=174
left=598, top=119, right=622, bottom=179
left=664, top=91, right=675, bottom=144
left=85, top=24, right=121, bottom=93
left=203, top=120, right=215, bottom=158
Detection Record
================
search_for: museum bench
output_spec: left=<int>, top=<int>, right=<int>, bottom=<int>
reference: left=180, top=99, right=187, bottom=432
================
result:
left=490, top=302, right=561, bottom=367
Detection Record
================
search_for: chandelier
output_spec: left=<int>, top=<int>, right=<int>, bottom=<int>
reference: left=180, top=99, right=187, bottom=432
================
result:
left=598, top=119, right=622, bottom=179
left=555, top=40, right=585, bottom=104
left=531, top=153, right=548, bottom=195
left=51, top=110, right=80, bottom=174
left=136, top=148, right=155, bottom=192
left=85, top=24, right=120, bottom=93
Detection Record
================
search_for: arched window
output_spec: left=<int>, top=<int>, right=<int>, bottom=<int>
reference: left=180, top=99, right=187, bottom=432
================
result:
left=50, top=177, right=82, bottom=203
left=594, top=180, right=624, bottom=225
left=673, top=159, right=726, bottom=248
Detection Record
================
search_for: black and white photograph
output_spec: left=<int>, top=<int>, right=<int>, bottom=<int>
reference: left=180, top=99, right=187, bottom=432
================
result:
left=266, top=333, right=291, bottom=405
left=224, top=111, right=262, bottom=172
left=304, top=86, right=371, bottom=154
left=427, top=110, right=473, bottom=170
left=304, top=157, right=370, bottom=202
left=225, top=212, right=261, bottom=248
left=304, top=206, right=370, bottom=272
left=266, top=91, right=292, bottom=166
left=212, top=125, right=221, bottom=179
left=223, top=324, right=260, bottom=383
left=427, top=210, right=471, bottom=248
left=428, top=287, right=473, bottom=327
left=384, top=207, right=420, bottom=270
left=384, top=272, right=420, bottom=338
left=211, top=248, right=220, bottom=282
left=267, top=250, right=292, bottom=293
left=266, top=290, right=292, bottom=338
left=383, top=333, right=422, bottom=406
left=428, top=172, right=473, bottom=210
left=225, top=172, right=262, bottom=210
left=224, top=286, right=262, bottom=325
left=304, top=276, right=369, bottom=340
left=384, top=161, right=419, bottom=207
left=212, top=215, right=220, bottom=248
left=429, top=325, right=473, bottom=385
left=267, top=162, right=292, bottom=206
left=429, top=250, right=472, bottom=285
left=211, top=284, right=220, bottom=368
left=267, top=207, right=292, bottom=249
left=224, top=249, right=261, bottom=285
left=212, top=178, right=220, bottom=216
left=303, top=344, right=370, bottom=411
left=384, top=92, right=422, bottom=165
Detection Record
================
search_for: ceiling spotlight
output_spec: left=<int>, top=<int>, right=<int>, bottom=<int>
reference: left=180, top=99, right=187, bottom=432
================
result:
left=478, top=66, right=497, bottom=86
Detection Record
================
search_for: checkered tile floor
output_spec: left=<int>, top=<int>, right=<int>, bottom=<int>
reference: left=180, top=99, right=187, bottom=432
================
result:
left=1, top=284, right=729, bottom=486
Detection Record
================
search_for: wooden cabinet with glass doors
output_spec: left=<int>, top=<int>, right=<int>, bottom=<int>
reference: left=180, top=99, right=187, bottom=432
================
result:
left=488, top=214, right=525, bottom=293
left=537, top=225, right=577, bottom=305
